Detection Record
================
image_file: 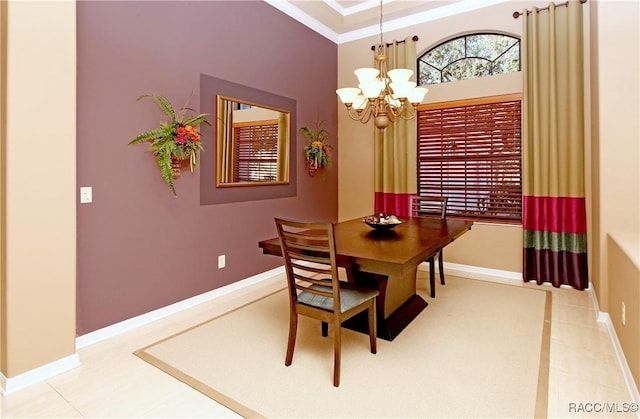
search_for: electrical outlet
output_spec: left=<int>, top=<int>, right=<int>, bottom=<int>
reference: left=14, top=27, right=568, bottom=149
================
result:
left=622, top=302, right=626, bottom=326
left=80, top=186, right=93, bottom=203
left=218, top=254, right=226, bottom=269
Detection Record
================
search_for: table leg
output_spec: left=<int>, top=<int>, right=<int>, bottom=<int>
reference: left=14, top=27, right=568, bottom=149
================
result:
left=342, top=266, right=428, bottom=341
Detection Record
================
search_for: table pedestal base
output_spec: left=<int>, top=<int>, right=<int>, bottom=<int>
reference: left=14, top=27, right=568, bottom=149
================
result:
left=342, top=294, right=428, bottom=341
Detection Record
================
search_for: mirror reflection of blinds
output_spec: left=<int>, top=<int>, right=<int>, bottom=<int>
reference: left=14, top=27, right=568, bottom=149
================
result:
left=233, top=120, right=279, bottom=183
left=417, top=95, right=522, bottom=223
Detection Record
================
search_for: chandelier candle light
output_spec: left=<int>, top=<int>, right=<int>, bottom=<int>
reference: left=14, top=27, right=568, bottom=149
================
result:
left=336, top=1, right=428, bottom=130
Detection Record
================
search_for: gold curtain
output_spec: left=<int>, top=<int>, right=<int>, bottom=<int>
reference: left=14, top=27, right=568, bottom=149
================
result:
left=522, top=0, right=588, bottom=289
left=374, top=36, right=418, bottom=217
left=276, top=113, right=289, bottom=181
left=218, top=100, right=233, bottom=183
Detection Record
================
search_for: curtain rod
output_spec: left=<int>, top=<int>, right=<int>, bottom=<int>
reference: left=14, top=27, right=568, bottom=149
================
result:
left=513, top=0, right=587, bottom=18
left=370, top=35, right=419, bottom=51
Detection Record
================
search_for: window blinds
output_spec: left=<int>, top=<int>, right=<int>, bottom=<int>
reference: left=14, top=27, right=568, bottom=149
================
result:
left=417, top=95, right=522, bottom=223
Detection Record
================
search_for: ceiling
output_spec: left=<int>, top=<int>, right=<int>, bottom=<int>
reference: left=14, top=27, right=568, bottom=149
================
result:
left=264, top=0, right=511, bottom=44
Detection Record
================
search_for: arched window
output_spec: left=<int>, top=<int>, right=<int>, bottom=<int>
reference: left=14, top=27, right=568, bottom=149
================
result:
left=418, top=33, right=520, bottom=85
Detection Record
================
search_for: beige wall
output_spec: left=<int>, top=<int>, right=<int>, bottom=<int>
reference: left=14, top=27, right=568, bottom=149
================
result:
left=1, top=0, right=76, bottom=377
left=0, top=0, right=7, bottom=374
left=592, top=0, right=640, bottom=313
left=595, top=0, right=640, bottom=389
left=337, top=1, right=546, bottom=273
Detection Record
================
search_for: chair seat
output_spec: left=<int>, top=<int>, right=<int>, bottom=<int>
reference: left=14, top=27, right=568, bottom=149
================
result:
left=298, top=282, right=379, bottom=313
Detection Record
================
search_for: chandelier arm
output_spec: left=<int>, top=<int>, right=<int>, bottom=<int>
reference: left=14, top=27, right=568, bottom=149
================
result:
left=397, top=104, right=418, bottom=120
left=345, top=103, right=373, bottom=124
left=387, top=102, right=404, bottom=118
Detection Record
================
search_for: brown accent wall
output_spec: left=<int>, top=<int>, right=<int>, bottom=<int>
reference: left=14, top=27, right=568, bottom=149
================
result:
left=77, top=1, right=338, bottom=334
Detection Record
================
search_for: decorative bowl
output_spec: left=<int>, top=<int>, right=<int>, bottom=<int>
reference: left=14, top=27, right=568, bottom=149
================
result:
left=363, top=214, right=403, bottom=230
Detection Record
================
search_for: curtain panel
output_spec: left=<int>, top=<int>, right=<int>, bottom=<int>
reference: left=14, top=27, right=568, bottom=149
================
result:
left=522, top=1, right=588, bottom=289
left=374, top=36, right=418, bottom=218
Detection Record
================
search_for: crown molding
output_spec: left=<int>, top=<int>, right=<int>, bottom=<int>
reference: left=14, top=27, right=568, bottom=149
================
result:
left=265, top=0, right=512, bottom=44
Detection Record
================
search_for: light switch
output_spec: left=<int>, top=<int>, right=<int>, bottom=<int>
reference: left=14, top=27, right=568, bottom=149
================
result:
left=80, top=186, right=93, bottom=203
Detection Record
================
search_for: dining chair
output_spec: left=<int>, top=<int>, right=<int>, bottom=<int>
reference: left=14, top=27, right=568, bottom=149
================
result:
left=409, top=195, right=448, bottom=298
left=274, top=217, right=379, bottom=387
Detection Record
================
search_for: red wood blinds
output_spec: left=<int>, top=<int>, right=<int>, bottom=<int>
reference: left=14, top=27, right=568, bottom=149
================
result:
left=233, top=120, right=279, bottom=183
left=417, top=94, right=522, bottom=223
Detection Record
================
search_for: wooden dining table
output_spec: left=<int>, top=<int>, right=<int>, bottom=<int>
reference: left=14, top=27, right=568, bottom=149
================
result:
left=258, top=216, right=473, bottom=341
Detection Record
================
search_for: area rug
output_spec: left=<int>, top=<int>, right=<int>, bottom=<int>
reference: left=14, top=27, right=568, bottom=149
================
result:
left=135, top=276, right=551, bottom=418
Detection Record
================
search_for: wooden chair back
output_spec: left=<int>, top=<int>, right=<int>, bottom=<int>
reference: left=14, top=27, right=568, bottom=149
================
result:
left=274, top=217, right=341, bottom=311
left=410, top=195, right=448, bottom=219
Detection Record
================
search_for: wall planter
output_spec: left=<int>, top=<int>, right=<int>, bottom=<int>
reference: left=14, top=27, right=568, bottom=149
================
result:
left=129, top=94, right=210, bottom=194
left=301, top=123, right=332, bottom=177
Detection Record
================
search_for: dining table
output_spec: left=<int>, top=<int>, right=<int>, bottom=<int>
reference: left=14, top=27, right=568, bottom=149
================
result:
left=258, top=216, right=473, bottom=341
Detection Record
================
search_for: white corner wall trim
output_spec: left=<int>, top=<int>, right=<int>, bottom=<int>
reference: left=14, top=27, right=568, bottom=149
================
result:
left=1, top=353, right=81, bottom=396
left=75, top=266, right=285, bottom=350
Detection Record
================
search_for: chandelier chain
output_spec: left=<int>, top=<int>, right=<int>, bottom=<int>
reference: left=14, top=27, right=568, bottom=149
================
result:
left=379, top=0, right=383, bottom=48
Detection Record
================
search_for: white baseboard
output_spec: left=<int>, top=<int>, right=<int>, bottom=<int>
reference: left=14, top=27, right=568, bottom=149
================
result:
left=419, top=260, right=521, bottom=285
left=76, top=266, right=285, bottom=349
left=589, top=287, right=640, bottom=414
left=1, top=353, right=81, bottom=396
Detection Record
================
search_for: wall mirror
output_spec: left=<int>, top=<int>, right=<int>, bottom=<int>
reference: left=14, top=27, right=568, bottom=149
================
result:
left=200, top=73, right=297, bottom=205
left=216, top=96, right=290, bottom=187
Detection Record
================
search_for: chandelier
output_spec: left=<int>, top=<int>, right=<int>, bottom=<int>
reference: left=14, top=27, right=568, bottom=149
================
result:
left=336, top=1, right=428, bottom=131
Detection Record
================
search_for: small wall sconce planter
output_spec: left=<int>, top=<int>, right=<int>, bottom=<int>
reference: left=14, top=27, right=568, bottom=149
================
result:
left=129, top=94, right=210, bottom=195
left=301, top=124, right=332, bottom=177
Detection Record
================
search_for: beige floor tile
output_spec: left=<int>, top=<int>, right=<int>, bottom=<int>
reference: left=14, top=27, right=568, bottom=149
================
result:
left=137, top=385, right=242, bottom=418
left=48, top=352, right=190, bottom=417
left=551, top=321, right=616, bottom=355
left=554, top=288, right=593, bottom=308
left=552, top=304, right=599, bottom=328
left=552, top=341, right=628, bottom=388
left=555, top=370, right=636, bottom=418
left=0, top=381, right=83, bottom=418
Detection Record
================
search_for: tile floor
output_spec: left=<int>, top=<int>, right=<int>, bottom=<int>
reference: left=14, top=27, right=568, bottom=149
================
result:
left=0, top=270, right=637, bottom=418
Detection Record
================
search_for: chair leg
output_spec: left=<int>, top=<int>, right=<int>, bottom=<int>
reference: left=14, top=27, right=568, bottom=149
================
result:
left=438, top=249, right=445, bottom=285
left=368, top=301, right=377, bottom=354
left=285, top=313, right=297, bottom=366
left=429, top=257, right=436, bottom=298
left=333, top=324, right=341, bottom=387
left=321, top=321, right=328, bottom=337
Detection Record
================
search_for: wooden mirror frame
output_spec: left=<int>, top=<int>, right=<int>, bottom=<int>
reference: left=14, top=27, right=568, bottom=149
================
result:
left=215, top=95, right=290, bottom=187
left=199, top=74, right=297, bottom=205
